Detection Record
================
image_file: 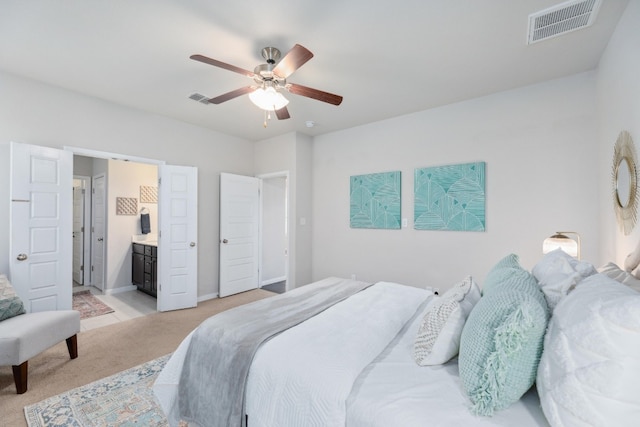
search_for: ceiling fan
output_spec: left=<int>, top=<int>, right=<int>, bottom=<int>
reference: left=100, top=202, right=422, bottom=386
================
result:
left=190, top=44, right=343, bottom=126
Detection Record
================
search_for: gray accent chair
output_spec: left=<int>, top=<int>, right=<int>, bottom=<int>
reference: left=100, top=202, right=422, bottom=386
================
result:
left=0, top=310, right=80, bottom=394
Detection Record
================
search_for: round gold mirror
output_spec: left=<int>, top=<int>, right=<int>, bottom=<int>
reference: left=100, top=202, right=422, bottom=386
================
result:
left=612, top=131, right=638, bottom=235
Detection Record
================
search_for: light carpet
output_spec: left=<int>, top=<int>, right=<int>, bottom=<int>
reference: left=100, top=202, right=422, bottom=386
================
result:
left=72, top=290, right=115, bottom=320
left=24, top=354, right=172, bottom=427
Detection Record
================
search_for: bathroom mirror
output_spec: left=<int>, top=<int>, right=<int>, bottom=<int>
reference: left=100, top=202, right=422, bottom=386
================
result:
left=612, top=131, right=638, bottom=235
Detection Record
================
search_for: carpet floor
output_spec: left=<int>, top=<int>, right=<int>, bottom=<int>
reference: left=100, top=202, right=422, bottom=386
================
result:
left=0, top=288, right=274, bottom=427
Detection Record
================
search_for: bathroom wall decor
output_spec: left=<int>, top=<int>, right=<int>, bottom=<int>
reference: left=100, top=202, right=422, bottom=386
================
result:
left=116, top=197, right=138, bottom=215
left=140, top=185, right=158, bottom=204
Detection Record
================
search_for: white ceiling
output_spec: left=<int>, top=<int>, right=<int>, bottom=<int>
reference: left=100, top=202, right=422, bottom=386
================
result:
left=0, top=0, right=630, bottom=142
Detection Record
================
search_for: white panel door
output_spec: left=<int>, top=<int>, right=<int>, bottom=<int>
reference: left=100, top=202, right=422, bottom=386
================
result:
left=158, top=165, right=198, bottom=312
left=10, top=142, right=72, bottom=312
left=219, top=173, right=260, bottom=297
left=72, top=184, right=84, bottom=284
left=91, top=174, right=106, bottom=292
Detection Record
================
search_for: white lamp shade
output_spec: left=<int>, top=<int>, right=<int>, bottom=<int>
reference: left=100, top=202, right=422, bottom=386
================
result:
left=542, top=233, right=579, bottom=258
left=249, top=87, right=289, bottom=111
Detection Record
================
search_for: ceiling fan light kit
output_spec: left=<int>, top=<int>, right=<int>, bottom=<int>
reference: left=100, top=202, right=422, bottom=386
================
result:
left=248, top=85, right=289, bottom=111
left=190, top=44, right=343, bottom=127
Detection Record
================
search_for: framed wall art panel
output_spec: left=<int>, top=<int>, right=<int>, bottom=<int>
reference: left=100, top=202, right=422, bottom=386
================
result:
left=414, top=162, right=485, bottom=231
left=350, top=171, right=401, bottom=229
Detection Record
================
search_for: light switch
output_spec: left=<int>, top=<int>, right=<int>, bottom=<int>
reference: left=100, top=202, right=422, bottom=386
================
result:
left=402, top=218, right=408, bottom=228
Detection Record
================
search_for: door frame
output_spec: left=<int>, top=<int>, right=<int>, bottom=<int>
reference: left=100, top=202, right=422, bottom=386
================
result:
left=257, top=171, right=290, bottom=292
left=65, top=146, right=166, bottom=309
left=73, top=175, right=92, bottom=286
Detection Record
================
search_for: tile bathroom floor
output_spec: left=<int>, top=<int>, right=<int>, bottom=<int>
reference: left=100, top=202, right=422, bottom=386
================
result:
left=73, top=285, right=157, bottom=331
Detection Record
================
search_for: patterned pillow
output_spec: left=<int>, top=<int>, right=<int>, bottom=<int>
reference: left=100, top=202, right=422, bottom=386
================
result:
left=0, top=274, right=26, bottom=321
left=458, top=262, right=549, bottom=416
left=414, top=276, right=481, bottom=366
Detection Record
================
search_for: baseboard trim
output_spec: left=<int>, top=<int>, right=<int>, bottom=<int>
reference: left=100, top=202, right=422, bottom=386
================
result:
left=105, top=284, right=137, bottom=295
left=261, top=276, right=286, bottom=287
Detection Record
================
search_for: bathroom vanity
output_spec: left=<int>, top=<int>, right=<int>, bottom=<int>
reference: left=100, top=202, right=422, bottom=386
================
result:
left=132, top=237, right=157, bottom=298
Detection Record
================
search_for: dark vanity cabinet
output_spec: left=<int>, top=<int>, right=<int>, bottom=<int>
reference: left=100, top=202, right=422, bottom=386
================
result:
left=132, top=243, right=157, bottom=297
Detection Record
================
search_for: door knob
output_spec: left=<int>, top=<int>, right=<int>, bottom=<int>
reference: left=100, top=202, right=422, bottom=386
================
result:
left=190, top=242, right=196, bottom=247
left=16, top=253, right=28, bottom=261
left=222, top=239, right=228, bottom=244
left=97, top=237, right=104, bottom=242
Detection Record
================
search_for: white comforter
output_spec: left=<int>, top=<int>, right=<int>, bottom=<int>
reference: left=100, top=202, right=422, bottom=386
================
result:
left=245, top=281, right=429, bottom=426
left=154, top=281, right=430, bottom=426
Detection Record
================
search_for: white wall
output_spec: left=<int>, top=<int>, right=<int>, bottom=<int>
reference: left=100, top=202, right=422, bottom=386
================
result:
left=0, top=70, right=254, bottom=298
left=596, top=0, right=640, bottom=267
left=312, top=72, right=600, bottom=291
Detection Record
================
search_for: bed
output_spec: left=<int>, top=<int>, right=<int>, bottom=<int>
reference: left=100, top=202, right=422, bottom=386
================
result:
left=154, top=251, right=640, bottom=427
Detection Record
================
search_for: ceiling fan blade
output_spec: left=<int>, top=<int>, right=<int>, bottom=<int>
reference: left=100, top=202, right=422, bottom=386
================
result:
left=190, top=54, right=255, bottom=78
left=272, top=44, right=314, bottom=79
left=275, top=106, right=290, bottom=120
left=287, top=83, right=343, bottom=106
left=208, top=86, right=256, bottom=104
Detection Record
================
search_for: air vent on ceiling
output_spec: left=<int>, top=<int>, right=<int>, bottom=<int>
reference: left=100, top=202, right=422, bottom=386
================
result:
left=527, top=0, right=602, bottom=44
left=188, top=93, right=211, bottom=104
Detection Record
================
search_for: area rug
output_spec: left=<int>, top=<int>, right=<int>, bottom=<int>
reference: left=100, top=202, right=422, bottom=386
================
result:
left=24, top=354, right=172, bottom=427
left=72, top=290, right=115, bottom=319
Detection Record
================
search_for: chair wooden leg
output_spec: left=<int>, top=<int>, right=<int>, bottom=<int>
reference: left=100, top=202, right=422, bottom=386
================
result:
left=66, top=334, right=78, bottom=359
left=12, top=361, right=28, bottom=394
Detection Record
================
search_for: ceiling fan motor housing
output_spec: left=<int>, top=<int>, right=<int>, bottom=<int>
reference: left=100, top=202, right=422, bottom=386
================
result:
left=254, top=47, right=286, bottom=87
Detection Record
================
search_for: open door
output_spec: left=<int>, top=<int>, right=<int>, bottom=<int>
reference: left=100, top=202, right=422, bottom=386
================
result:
left=219, top=172, right=260, bottom=297
left=157, top=165, right=198, bottom=312
left=10, top=142, right=72, bottom=312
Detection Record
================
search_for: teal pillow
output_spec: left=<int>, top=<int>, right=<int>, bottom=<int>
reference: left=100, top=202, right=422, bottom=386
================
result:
left=0, top=274, right=26, bottom=321
left=482, top=254, right=540, bottom=298
left=459, top=266, right=549, bottom=416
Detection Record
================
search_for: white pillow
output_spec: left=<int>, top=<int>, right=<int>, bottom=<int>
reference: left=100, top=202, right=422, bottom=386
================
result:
left=537, top=273, right=640, bottom=427
left=598, top=262, right=640, bottom=292
left=413, top=276, right=481, bottom=366
left=532, top=248, right=596, bottom=311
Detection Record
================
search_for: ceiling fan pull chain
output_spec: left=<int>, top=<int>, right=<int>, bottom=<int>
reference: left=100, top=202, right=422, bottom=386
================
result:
left=263, top=110, right=268, bottom=128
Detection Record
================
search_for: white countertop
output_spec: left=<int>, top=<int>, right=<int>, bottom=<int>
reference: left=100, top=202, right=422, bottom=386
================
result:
left=132, top=234, right=158, bottom=246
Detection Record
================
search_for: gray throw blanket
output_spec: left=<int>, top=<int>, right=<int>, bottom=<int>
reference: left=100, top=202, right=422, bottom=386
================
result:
left=178, top=277, right=372, bottom=427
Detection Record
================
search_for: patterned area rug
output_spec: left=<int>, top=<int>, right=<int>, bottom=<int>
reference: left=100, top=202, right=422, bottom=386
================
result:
left=24, top=355, right=172, bottom=427
left=72, top=290, right=114, bottom=319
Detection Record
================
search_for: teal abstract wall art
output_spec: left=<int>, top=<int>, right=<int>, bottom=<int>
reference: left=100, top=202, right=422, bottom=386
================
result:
left=350, top=171, right=401, bottom=229
left=414, top=162, right=486, bottom=231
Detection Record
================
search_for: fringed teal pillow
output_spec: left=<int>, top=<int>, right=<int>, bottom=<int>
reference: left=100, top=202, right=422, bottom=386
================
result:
left=458, top=260, right=549, bottom=416
left=0, top=274, right=26, bottom=321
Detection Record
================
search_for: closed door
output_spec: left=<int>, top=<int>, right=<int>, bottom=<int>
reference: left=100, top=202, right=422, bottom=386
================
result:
left=219, top=173, right=260, bottom=297
left=10, top=142, right=72, bottom=312
left=91, top=174, right=105, bottom=291
left=72, top=183, right=85, bottom=284
left=157, top=165, right=198, bottom=312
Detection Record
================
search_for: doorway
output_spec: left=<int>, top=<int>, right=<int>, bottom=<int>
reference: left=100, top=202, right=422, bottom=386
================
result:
left=70, top=150, right=198, bottom=315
